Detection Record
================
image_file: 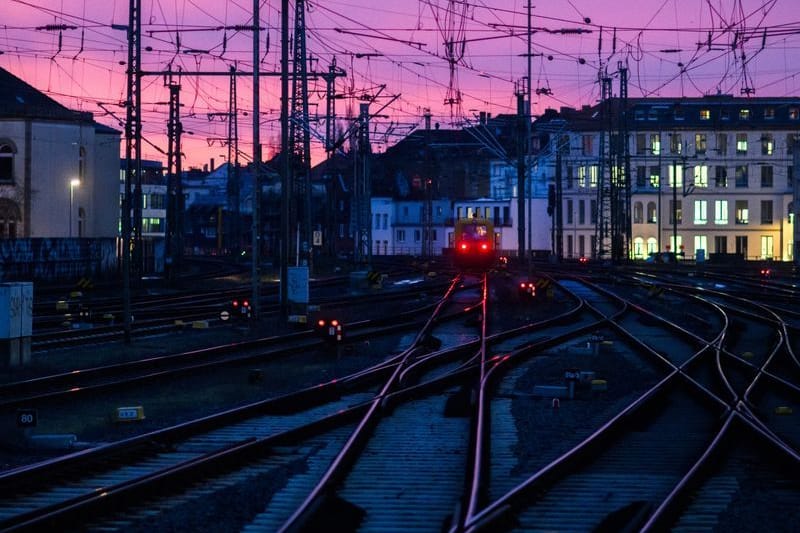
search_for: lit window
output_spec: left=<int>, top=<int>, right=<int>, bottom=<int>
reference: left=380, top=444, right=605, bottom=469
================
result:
left=714, top=200, right=728, bottom=224
left=699, top=109, right=711, bottom=120
left=761, top=134, right=774, bottom=155
left=736, top=133, right=748, bottom=155
left=669, top=164, right=683, bottom=188
left=695, top=133, right=707, bottom=154
left=739, top=109, right=751, bottom=120
left=790, top=107, right=800, bottom=120
left=693, top=165, right=708, bottom=187
left=764, top=107, right=775, bottom=119
left=650, top=134, right=661, bottom=155
left=694, top=200, right=708, bottom=224
left=735, top=200, right=749, bottom=224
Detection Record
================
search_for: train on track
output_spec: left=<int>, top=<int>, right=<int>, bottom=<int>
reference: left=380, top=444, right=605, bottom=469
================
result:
left=452, top=216, right=497, bottom=270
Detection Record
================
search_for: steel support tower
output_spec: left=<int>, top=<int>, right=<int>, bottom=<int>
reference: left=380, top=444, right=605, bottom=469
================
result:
left=596, top=76, right=613, bottom=260
left=226, top=65, right=241, bottom=256
left=612, top=64, right=631, bottom=262
left=289, top=0, right=312, bottom=268
left=165, top=76, right=183, bottom=280
left=353, top=103, right=371, bottom=266
left=122, top=0, right=141, bottom=343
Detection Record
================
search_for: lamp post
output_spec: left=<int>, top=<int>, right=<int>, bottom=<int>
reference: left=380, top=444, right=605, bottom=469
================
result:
left=69, top=178, right=80, bottom=237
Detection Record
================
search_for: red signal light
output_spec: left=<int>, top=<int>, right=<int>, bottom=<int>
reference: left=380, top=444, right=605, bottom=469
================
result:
left=318, top=319, right=326, bottom=327
left=232, top=300, right=239, bottom=307
left=481, top=243, right=488, bottom=250
left=243, top=300, right=249, bottom=307
left=460, top=242, right=468, bottom=250
left=331, top=319, right=339, bottom=327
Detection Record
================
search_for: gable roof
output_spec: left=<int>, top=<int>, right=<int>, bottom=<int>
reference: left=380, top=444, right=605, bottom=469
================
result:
left=0, top=66, right=118, bottom=134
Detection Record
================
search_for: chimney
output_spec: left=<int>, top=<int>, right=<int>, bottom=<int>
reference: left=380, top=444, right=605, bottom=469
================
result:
left=479, top=111, right=487, bottom=125
left=210, top=158, right=215, bottom=172
left=424, top=108, right=432, bottom=130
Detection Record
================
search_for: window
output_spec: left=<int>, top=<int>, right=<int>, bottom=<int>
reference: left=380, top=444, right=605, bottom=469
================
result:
left=694, top=235, right=708, bottom=256
left=650, top=134, right=661, bottom=156
left=142, top=218, right=163, bottom=233
left=669, top=200, right=682, bottom=224
left=761, top=235, right=774, bottom=259
left=578, top=166, right=587, bottom=188
left=716, top=133, right=728, bottom=155
left=790, top=107, right=800, bottom=120
left=700, top=109, right=711, bottom=120
left=582, top=135, right=593, bottom=156
left=0, top=143, right=14, bottom=183
left=374, top=214, right=380, bottom=229
left=647, top=237, right=658, bottom=254
left=669, top=164, right=683, bottom=188
left=650, top=166, right=661, bottom=188
left=633, top=202, right=644, bottom=224
left=589, top=165, right=598, bottom=187
left=761, top=200, right=773, bottom=224
left=566, top=166, right=574, bottom=189
left=669, top=235, right=683, bottom=255
left=0, top=199, right=21, bottom=238
left=635, top=109, right=645, bottom=121
left=715, top=200, right=728, bottom=224
left=693, top=165, right=708, bottom=187
left=721, top=109, right=731, bottom=120
left=396, top=229, right=406, bottom=242
left=736, top=133, right=748, bottom=155
left=761, top=166, right=773, bottom=188
left=633, top=237, right=644, bottom=258
left=694, top=200, right=708, bottom=224
left=735, top=235, right=748, bottom=257
left=674, top=107, right=685, bottom=120
left=647, top=202, right=657, bottom=223
left=382, top=214, right=388, bottom=229
left=578, top=235, right=585, bottom=256
left=78, top=146, right=86, bottom=182
left=739, top=108, right=751, bottom=120
left=695, top=133, right=707, bottom=154
left=764, top=107, right=776, bottom=119
left=788, top=134, right=800, bottom=154
left=567, top=235, right=573, bottom=257
left=735, top=200, right=749, bottom=224
left=402, top=206, right=409, bottom=217
left=636, top=166, right=646, bottom=187
left=566, top=199, right=573, bottom=224
left=715, top=235, right=727, bottom=253
left=579, top=199, right=585, bottom=224
left=735, top=166, right=748, bottom=187
left=636, top=133, right=646, bottom=155
left=670, top=133, right=682, bottom=154
left=715, top=166, right=728, bottom=188
left=414, top=229, right=421, bottom=242
left=590, top=199, right=597, bottom=224
left=762, top=134, right=774, bottom=155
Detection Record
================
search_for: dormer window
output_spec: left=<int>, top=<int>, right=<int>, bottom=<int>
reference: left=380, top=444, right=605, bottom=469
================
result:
left=0, top=143, right=15, bottom=183
left=739, top=108, right=751, bottom=120
left=699, top=109, right=711, bottom=120
left=764, top=107, right=775, bottom=119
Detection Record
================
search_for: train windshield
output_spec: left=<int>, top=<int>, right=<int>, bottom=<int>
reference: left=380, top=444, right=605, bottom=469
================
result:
left=462, top=224, right=488, bottom=240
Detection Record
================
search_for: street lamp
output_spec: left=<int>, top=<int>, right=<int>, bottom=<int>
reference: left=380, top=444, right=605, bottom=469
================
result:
left=69, top=178, right=80, bottom=237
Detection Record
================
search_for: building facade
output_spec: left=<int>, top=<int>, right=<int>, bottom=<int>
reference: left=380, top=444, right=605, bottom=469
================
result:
left=536, top=95, right=800, bottom=261
left=0, top=67, right=120, bottom=239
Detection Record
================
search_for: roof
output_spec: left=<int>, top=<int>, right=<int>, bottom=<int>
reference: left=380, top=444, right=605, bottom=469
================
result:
left=0, top=66, right=120, bottom=134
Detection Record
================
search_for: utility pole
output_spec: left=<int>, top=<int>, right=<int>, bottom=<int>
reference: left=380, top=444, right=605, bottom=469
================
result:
left=289, top=0, right=312, bottom=272
left=122, top=0, right=141, bottom=344
left=353, top=103, right=372, bottom=266
left=251, top=0, right=261, bottom=318
left=516, top=82, right=527, bottom=263
left=794, top=138, right=800, bottom=267
left=597, top=75, right=613, bottom=260
left=227, top=65, right=240, bottom=257
left=555, top=148, right=563, bottom=258
left=165, top=74, right=182, bottom=281
left=280, top=0, right=290, bottom=319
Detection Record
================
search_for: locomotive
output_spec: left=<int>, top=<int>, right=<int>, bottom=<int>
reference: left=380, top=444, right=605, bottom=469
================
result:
left=452, top=216, right=496, bottom=270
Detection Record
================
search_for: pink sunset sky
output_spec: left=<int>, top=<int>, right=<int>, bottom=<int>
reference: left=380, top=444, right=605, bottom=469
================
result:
left=2, top=0, right=798, bottom=168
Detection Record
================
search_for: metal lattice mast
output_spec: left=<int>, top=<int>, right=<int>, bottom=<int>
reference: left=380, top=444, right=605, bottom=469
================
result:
left=614, top=63, right=631, bottom=261
left=289, top=0, right=312, bottom=267
left=122, top=0, right=141, bottom=343
left=353, top=103, right=371, bottom=266
left=165, top=74, right=182, bottom=280
left=227, top=65, right=240, bottom=256
left=596, top=75, right=613, bottom=259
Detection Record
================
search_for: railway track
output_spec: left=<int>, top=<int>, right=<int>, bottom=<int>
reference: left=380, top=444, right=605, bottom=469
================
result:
left=1, top=269, right=798, bottom=532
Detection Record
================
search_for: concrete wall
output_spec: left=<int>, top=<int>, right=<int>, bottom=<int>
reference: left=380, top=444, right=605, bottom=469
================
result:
left=0, top=238, right=117, bottom=282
